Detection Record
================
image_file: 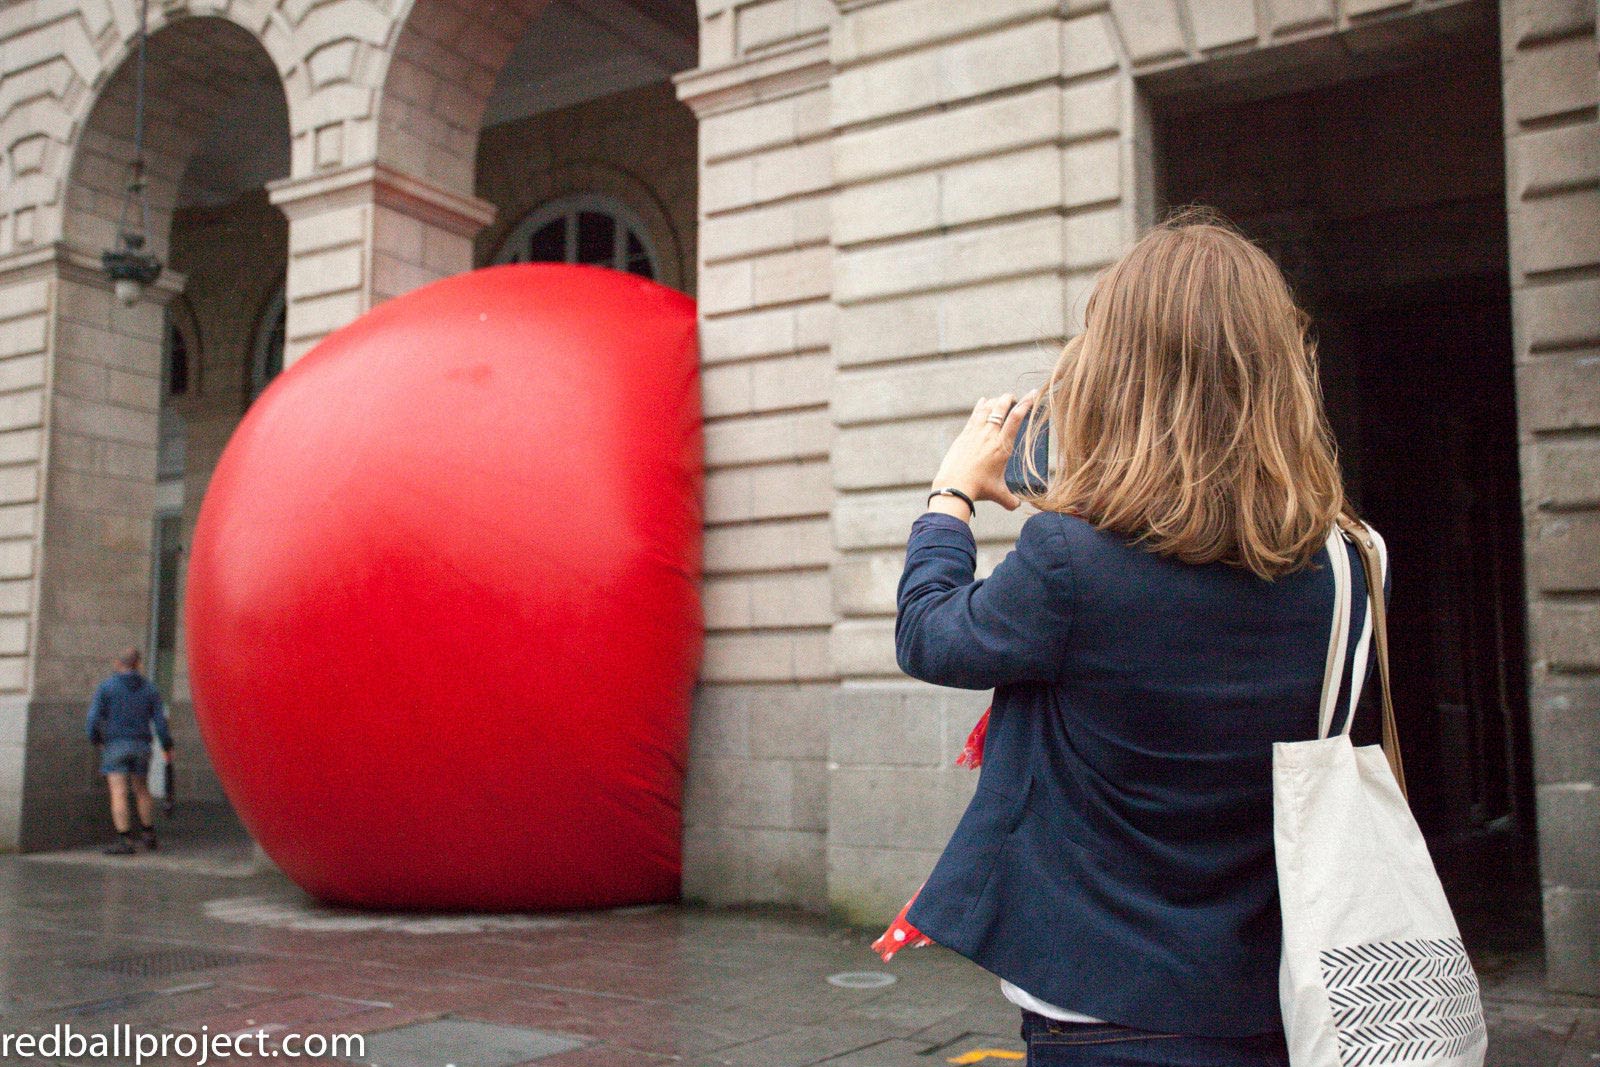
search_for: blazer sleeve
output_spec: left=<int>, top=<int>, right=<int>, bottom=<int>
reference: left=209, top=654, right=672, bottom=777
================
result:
left=895, top=511, right=1076, bottom=689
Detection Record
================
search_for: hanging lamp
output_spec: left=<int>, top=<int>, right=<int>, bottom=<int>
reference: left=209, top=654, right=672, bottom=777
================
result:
left=100, top=0, right=162, bottom=306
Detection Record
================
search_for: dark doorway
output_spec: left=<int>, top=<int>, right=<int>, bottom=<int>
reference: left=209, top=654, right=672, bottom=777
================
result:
left=1147, top=2, right=1539, bottom=955
left=1333, top=281, right=1527, bottom=835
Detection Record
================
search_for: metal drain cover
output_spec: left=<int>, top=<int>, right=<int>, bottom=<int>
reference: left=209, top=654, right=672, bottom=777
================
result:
left=827, top=971, right=897, bottom=989
left=77, top=949, right=252, bottom=978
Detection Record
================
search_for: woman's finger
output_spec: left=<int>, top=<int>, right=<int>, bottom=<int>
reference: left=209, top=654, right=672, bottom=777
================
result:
left=998, top=394, right=1033, bottom=452
left=966, top=396, right=990, bottom=428
left=985, top=394, right=1015, bottom=432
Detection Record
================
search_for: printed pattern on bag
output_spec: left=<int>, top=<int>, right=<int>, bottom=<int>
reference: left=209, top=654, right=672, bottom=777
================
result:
left=1319, top=937, right=1486, bottom=1066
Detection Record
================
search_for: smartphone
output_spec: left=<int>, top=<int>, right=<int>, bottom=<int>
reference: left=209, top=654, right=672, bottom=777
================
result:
left=1004, top=412, right=1050, bottom=497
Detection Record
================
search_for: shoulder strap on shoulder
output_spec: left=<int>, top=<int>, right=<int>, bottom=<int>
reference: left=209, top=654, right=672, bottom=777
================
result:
left=1318, top=526, right=1352, bottom=740
left=1336, top=515, right=1405, bottom=799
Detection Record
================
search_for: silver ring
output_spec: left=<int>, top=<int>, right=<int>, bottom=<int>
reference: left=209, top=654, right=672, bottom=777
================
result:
left=985, top=415, right=1004, bottom=424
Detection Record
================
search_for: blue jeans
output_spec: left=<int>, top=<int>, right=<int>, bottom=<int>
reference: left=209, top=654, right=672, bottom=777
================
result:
left=1020, top=1011, right=1290, bottom=1067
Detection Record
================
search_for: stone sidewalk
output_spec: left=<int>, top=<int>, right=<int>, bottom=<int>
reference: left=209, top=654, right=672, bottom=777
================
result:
left=0, top=833, right=1594, bottom=1067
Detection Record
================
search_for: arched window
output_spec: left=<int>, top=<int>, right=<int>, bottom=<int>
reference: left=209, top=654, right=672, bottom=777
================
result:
left=157, top=303, right=193, bottom=481
left=250, top=284, right=286, bottom=402
left=495, top=195, right=658, bottom=280
left=161, top=306, right=191, bottom=398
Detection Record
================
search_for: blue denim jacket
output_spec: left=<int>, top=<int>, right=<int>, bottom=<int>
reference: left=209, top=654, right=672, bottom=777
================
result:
left=897, top=511, right=1375, bottom=1038
left=87, top=671, right=173, bottom=750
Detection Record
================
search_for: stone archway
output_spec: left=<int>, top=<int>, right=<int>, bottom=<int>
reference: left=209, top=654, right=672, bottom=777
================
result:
left=376, top=0, right=552, bottom=197
left=268, top=0, right=705, bottom=361
left=63, top=17, right=289, bottom=259
left=264, top=0, right=557, bottom=364
left=0, top=1, right=310, bottom=259
left=1, top=14, right=293, bottom=850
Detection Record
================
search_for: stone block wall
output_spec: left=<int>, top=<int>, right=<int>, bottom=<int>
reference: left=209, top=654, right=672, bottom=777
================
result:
left=271, top=165, right=494, bottom=365
left=38, top=271, right=163, bottom=692
left=822, top=0, right=1138, bottom=923
left=0, top=271, right=51, bottom=708
left=20, top=263, right=166, bottom=849
left=677, top=4, right=836, bottom=906
left=1501, top=0, right=1600, bottom=995
left=0, top=257, right=117, bottom=849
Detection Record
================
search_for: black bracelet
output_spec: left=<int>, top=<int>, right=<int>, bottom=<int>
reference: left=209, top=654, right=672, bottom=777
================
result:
left=927, top=487, right=976, bottom=517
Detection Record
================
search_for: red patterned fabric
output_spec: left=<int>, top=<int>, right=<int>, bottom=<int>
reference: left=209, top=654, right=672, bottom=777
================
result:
left=871, top=881, right=932, bottom=960
left=955, top=707, right=990, bottom=768
left=872, top=707, right=991, bottom=962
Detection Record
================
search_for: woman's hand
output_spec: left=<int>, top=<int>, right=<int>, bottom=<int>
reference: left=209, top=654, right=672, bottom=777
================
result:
left=929, top=391, right=1039, bottom=515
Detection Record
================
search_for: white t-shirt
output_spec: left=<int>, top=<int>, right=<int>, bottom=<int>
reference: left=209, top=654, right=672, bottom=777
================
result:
left=1001, top=980, right=1105, bottom=1023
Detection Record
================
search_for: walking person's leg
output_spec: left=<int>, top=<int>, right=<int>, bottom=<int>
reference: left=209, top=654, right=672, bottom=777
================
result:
left=106, top=771, right=130, bottom=831
left=103, top=770, right=136, bottom=855
left=130, top=773, right=157, bottom=849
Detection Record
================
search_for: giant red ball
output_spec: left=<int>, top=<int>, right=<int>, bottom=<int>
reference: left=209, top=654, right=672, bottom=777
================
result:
left=185, top=264, right=702, bottom=909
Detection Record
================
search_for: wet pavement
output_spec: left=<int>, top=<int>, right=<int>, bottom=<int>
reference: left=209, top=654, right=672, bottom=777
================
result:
left=0, top=826, right=1594, bottom=1067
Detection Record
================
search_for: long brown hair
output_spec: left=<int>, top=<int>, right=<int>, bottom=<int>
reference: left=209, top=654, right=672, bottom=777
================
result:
left=1022, top=211, right=1346, bottom=579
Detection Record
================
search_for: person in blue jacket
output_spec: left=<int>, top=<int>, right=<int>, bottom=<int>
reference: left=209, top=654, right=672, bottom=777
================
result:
left=87, top=647, right=173, bottom=854
left=898, top=213, right=1378, bottom=1065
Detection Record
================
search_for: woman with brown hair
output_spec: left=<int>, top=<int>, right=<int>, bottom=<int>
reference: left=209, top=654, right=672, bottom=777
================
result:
left=895, top=214, right=1373, bottom=1065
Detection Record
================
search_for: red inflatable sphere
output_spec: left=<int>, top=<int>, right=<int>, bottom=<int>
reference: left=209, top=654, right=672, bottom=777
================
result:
left=186, top=264, right=702, bottom=910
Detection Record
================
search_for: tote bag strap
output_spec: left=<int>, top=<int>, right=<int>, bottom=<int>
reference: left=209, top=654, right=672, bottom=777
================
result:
left=1336, top=515, right=1407, bottom=799
left=1341, top=543, right=1376, bottom=736
left=1317, top=526, right=1353, bottom=740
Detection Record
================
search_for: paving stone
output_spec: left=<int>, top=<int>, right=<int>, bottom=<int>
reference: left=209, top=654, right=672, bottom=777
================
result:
left=352, top=1018, right=585, bottom=1066
left=1482, top=1001, right=1583, bottom=1067
left=1558, top=1015, right=1600, bottom=1067
left=797, top=1038, right=932, bottom=1065
left=699, top=1021, right=895, bottom=1066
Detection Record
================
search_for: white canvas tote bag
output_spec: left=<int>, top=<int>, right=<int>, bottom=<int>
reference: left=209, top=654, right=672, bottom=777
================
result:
left=1274, top=520, right=1487, bottom=1067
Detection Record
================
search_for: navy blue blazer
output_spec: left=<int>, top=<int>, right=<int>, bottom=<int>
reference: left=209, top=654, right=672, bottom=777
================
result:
left=897, top=510, right=1376, bottom=1038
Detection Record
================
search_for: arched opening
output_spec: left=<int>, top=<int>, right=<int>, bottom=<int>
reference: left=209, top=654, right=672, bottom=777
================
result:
left=472, top=1, right=698, bottom=291
left=33, top=14, right=291, bottom=847
left=248, top=285, right=288, bottom=403
left=376, top=0, right=698, bottom=293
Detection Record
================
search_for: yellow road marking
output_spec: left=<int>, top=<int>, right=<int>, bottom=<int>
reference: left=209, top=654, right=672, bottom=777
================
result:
left=946, top=1050, right=1025, bottom=1063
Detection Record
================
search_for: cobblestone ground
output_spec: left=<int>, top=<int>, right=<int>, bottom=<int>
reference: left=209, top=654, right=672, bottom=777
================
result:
left=0, top=822, right=1594, bottom=1067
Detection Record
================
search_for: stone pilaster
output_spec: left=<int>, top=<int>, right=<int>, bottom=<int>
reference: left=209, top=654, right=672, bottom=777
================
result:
left=1501, top=0, right=1600, bottom=995
left=0, top=243, right=181, bottom=849
left=268, top=163, right=496, bottom=364
left=676, top=17, right=837, bottom=909
left=0, top=249, right=52, bottom=850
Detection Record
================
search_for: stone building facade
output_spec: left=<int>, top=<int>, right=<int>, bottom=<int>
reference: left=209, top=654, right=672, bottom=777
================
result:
left=0, top=0, right=1594, bottom=994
